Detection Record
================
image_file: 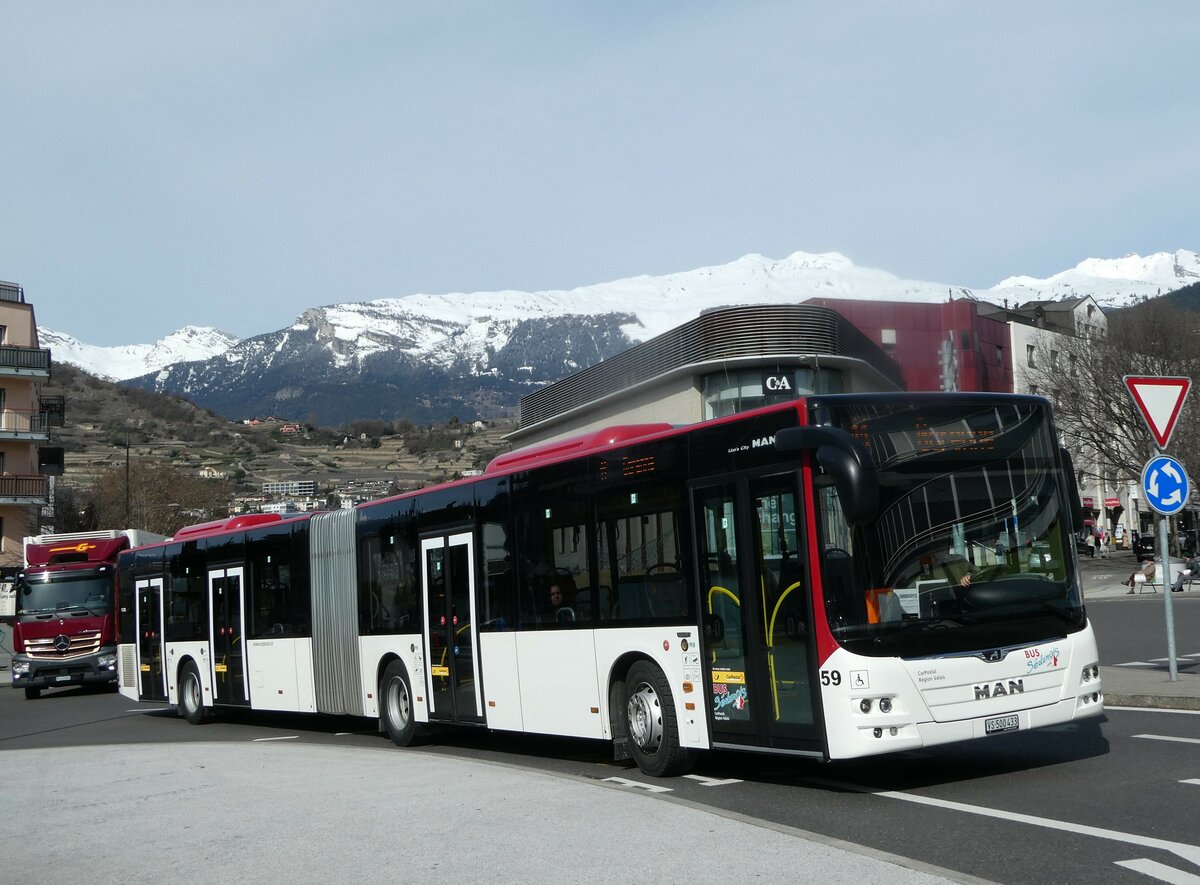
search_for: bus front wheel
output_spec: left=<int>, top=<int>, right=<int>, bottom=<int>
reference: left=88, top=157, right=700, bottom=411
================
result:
left=380, top=660, right=422, bottom=747
left=624, top=660, right=694, bottom=777
left=24, top=687, right=40, bottom=700
left=179, top=661, right=210, bottom=725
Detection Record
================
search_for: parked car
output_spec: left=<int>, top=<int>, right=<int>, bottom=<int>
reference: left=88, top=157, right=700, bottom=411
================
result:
left=1135, top=534, right=1155, bottom=561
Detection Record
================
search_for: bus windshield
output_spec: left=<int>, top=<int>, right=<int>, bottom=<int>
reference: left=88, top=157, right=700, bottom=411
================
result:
left=16, top=572, right=113, bottom=615
left=814, top=397, right=1084, bottom=657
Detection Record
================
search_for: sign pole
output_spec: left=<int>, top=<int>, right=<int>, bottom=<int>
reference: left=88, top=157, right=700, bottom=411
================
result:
left=1158, top=509, right=1178, bottom=681
left=1126, top=376, right=1192, bottom=684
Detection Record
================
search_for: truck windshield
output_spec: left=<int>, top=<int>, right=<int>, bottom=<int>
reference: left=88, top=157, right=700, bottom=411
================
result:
left=15, top=572, right=112, bottom=615
left=813, top=396, right=1084, bottom=658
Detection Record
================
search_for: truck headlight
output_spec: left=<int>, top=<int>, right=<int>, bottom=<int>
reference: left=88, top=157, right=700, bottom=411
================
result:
left=12, top=661, right=30, bottom=676
left=98, top=654, right=117, bottom=669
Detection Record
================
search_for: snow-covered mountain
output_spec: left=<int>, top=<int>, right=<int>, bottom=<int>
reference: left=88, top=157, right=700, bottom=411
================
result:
left=989, top=250, right=1200, bottom=307
left=42, top=248, right=1200, bottom=424
left=39, top=325, right=238, bottom=381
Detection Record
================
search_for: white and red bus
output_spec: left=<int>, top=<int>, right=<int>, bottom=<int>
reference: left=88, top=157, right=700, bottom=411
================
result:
left=117, top=393, right=1102, bottom=776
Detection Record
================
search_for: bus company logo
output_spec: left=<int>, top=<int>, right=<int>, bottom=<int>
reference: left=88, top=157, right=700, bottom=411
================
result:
left=973, top=679, right=1024, bottom=700
left=1024, top=646, right=1061, bottom=673
left=50, top=542, right=97, bottom=555
left=977, top=648, right=1006, bottom=663
left=54, top=635, right=71, bottom=652
left=726, top=434, right=776, bottom=455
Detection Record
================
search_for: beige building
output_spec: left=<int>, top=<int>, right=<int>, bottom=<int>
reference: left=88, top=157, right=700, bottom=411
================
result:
left=0, top=281, right=60, bottom=572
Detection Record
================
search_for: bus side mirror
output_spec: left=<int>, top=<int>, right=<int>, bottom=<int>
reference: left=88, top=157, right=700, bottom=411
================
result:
left=775, top=426, right=879, bottom=524
left=1058, top=447, right=1086, bottom=534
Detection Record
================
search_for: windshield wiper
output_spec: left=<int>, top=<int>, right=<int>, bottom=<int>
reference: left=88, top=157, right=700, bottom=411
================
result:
left=873, top=618, right=964, bottom=647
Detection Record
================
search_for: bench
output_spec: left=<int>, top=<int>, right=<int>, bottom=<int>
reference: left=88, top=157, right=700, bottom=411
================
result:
left=1132, top=572, right=1161, bottom=593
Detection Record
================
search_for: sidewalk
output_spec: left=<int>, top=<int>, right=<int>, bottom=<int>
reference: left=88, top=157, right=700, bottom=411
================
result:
left=1080, top=547, right=1200, bottom=710
left=0, top=742, right=966, bottom=885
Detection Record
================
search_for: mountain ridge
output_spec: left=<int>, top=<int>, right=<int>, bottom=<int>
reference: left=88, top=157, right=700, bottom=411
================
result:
left=39, top=248, right=1200, bottom=425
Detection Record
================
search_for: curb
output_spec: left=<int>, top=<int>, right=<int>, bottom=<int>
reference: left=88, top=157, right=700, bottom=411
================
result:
left=1105, top=693, right=1200, bottom=711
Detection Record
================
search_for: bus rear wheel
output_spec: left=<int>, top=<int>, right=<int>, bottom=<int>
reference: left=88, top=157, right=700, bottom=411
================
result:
left=179, top=661, right=210, bottom=725
left=624, top=660, right=694, bottom=777
left=380, top=661, right=422, bottom=747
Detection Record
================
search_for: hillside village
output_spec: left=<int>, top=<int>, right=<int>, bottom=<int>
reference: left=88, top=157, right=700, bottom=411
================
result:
left=43, top=363, right=517, bottom=520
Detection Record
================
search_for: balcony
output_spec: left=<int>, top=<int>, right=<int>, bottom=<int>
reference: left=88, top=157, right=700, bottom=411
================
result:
left=40, top=395, right=65, bottom=427
left=0, top=281, right=23, bottom=304
left=0, top=409, right=51, bottom=441
left=0, top=474, right=49, bottom=506
left=0, top=345, right=50, bottom=379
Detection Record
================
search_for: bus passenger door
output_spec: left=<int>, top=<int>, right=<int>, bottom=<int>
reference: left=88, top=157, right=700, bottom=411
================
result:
left=421, top=532, right=482, bottom=724
left=694, top=473, right=821, bottom=753
left=208, top=566, right=249, bottom=706
left=135, top=577, right=167, bottom=702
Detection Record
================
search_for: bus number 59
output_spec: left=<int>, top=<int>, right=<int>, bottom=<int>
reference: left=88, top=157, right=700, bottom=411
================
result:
left=820, top=670, right=841, bottom=687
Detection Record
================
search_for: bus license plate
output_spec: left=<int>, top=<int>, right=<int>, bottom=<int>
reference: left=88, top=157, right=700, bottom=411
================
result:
left=985, top=714, right=1019, bottom=734
left=55, top=675, right=72, bottom=682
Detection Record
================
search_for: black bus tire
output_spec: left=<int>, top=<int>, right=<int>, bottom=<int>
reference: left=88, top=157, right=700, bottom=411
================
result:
left=624, top=660, right=694, bottom=777
left=380, top=660, right=421, bottom=747
left=179, top=661, right=210, bottom=725
left=24, top=687, right=40, bottom=700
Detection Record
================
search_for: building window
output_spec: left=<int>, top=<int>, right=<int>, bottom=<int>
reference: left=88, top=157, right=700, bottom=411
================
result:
left=995, top=345, right=1003, bottom=366
left=1026, top=344, right=1036, bottom=368
left=1029, top=384, right=1039, bottom=395
left=880, top=329, right=896, bottom=347
left=702, top=367, right=844, bottom=420
left=1050, top=350, right=1060, bottom=370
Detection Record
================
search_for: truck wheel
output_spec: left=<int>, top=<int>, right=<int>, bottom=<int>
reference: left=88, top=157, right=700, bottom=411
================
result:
left=178, top=661, right=210, bottom=725
left=624, top=660, right=694, bottom=777
left=24, top=687, right=40, bottom=700
left=380, top=660, right=421, bottom=747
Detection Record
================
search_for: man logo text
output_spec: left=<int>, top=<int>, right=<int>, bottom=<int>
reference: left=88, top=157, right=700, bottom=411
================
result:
left=974, top=679, right=1024, bottom=700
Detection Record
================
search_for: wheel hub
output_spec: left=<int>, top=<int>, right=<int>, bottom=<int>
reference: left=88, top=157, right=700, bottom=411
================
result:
left=627, top=682, right=663, bottom=754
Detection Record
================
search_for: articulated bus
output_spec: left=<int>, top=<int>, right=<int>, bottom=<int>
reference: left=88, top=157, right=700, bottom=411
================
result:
left=117, top=393, right=1103, bottom=776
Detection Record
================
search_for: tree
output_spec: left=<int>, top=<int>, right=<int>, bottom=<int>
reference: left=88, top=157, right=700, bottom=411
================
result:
left=1023, top=299, right=1200, bottom=484
left=86, top=460, right=233, bottom=536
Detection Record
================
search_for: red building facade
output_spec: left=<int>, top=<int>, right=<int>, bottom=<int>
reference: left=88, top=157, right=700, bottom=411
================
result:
left=806, top=298, right=1013, bottom=394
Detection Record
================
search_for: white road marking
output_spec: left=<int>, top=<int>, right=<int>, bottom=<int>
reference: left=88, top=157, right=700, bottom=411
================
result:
left=1134, top=734, right=1200, bottom=746
left=807, top=777, right=1200, bottom=868
left=1182, top=780, right=1200, bottom=787
left=252, top=735, right=299, bottom=742
left=1115, top=662, right=1159, bottom=668
left=1115, top=858, right=1200, bottom=884
left=602, top=777, right=672, bottom=793
left=684, top=773, right=744, bottom=787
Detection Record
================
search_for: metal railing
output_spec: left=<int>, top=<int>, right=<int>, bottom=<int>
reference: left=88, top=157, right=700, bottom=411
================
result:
left=0, top=409, right=51, bottom=436
left=0, top=282, right=24, bottom=304
left=39, top=396, right=65, bottom=427
left=0, top=345, right=50, bottom=374
left=0, top=475, right=50, bottom=501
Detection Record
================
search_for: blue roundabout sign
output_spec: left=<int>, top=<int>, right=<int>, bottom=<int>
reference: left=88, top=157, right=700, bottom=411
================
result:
left=1141, top=454, right=1190, bottom=517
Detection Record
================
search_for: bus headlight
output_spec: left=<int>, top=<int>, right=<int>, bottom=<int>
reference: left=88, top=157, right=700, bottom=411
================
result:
left=12, top=661, right=30, bottom=676
left=98, top=654, right=117, bottom=670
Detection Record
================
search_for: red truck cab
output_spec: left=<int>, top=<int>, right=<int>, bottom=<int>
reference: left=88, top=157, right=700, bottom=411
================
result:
left=10, top=531, right=163, bottom=699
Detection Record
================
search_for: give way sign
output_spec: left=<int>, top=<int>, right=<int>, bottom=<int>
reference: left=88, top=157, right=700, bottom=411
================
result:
left=1124, top=375, right=1191, bottom=450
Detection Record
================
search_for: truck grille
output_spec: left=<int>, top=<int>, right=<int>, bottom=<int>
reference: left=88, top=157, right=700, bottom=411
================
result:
left=25, top=631, right=102, bottom=660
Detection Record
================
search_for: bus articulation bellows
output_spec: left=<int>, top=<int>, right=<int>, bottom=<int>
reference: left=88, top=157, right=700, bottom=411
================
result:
left=117, top=393, right=1102, bottom=776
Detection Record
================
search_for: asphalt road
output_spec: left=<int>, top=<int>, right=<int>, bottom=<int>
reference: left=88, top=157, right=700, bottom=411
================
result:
left=3, top=681, right=1199, bottom=884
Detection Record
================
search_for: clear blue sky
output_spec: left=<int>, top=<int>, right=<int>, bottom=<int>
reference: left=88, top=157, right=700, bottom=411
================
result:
left=3, top=2, right=1197, bottom=345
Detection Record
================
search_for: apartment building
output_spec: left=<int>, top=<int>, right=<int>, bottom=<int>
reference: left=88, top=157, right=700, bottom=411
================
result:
left=0, top=281, right=62, bottom=573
